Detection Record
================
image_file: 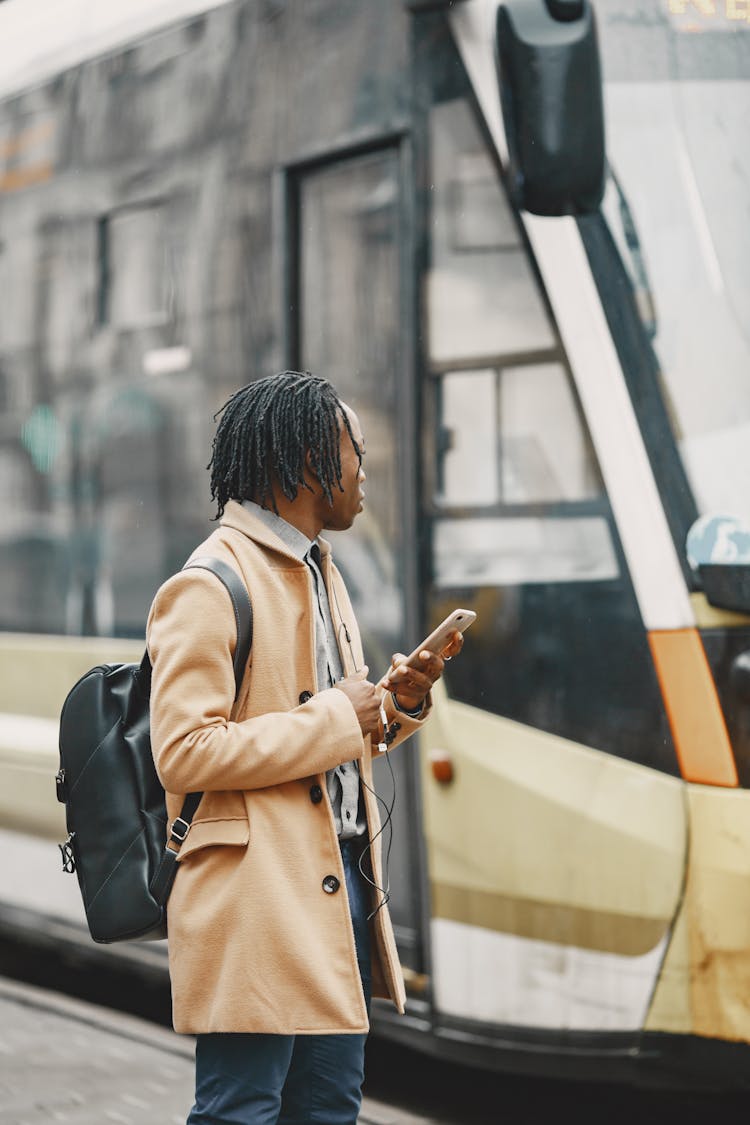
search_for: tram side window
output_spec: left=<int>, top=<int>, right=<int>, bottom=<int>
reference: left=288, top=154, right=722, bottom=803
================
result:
left=439, top=365, right=599, bottom=508
left=426, top=96, right=611, bottom=588
left=434, top=365, right=615, bottom=588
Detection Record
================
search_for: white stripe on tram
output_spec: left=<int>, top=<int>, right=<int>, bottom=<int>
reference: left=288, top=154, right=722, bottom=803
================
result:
left=431, top=917, right=669, bottom=1031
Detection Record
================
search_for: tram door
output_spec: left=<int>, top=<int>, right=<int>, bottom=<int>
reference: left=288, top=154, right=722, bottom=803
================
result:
left=291, top=145, right=426, bottom=974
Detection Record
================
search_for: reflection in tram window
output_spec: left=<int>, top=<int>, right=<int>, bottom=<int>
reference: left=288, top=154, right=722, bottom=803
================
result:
left=500, top=364, right=600, bottom=505
left=438, top=370, right=499, bottom=508
left=100, top=204, right=170, bottom=329
left=427, top=98, right=554, bottom=366
left=434, top=517, right=618, bottom=589
left=437, top=364, right=600, bottom=510
left=598, top=18, right=750, bottom=525
left=39, top=221, right=94, bottom=381
left=0, top=237, right=33, bottom=356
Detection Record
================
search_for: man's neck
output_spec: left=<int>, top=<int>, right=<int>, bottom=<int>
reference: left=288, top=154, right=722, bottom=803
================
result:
left=258, top=496, right=322, bottom=543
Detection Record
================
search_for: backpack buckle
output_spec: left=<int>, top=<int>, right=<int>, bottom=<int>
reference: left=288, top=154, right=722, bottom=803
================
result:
left=59, top=833, right=76, bottom=874
left=170, top=817, right=191, bottom=845
left=55, top=768, right=67, bottom=803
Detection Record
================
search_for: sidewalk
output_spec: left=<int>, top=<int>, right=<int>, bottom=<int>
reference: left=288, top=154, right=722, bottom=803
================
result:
left=0, top=828, right=440, bottom=1125
left=0, top=975, right=435, bottom=1125
left=0, top=976, right=194, bottom=1124
left=0, top=829, right=437, bottom=1125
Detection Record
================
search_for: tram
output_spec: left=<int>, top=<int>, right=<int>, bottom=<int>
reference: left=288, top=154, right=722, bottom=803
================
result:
left=0, top=0, right=748, bottom=1088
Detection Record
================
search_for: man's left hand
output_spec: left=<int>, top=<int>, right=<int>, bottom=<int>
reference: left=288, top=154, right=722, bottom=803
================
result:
left=382, top=630, right=464, bottom=714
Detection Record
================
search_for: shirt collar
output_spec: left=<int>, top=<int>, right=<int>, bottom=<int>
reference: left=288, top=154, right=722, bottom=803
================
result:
left=241, top=500, right=316, bottom=563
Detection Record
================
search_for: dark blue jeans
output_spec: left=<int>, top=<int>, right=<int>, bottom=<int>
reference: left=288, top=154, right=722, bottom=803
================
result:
left=187, top=838, right=372, bottom=1125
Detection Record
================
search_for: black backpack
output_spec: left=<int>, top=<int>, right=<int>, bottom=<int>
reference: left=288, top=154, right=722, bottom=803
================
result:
left=56, top=557, right=253, bottom=943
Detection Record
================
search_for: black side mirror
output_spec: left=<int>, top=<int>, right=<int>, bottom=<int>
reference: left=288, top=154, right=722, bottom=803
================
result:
left=687, top=515, right=750, bottom=615
left=495, top=0, right=606, bottom=216
left=698, top=566, right=750, bottom=616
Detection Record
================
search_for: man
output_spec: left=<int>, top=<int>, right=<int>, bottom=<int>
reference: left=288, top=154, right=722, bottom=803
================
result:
left=147, top=371, right=461, bottom=1125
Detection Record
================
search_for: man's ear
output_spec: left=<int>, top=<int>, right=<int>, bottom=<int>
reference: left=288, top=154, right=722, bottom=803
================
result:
left=304, top=448, right=321, bottom=485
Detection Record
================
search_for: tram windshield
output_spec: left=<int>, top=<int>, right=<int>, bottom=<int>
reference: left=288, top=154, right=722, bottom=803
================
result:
left=597, top=3, right=750, bottom=527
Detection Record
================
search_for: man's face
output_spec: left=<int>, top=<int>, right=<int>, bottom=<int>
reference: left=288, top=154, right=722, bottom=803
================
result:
left=319, top=403, right=366, bottom=532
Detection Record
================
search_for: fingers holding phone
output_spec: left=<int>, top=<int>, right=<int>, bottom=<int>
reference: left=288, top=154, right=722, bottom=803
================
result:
left=379, top=608, right=475, bottom=713
left=383, top=628, right=464, bottom=712
left=440, top=628, right=464, bottom=661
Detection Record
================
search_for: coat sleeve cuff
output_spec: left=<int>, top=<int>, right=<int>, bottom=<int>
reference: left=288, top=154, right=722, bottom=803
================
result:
left=375, top=689, right=432, bottom=755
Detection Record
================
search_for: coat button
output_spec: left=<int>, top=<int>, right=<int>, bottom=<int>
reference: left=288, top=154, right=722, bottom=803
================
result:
left=322, top=875, right=340, bottom=894
left=299, top=690, right=313, bottom=704
left=309, top=784, right=323, bottom=804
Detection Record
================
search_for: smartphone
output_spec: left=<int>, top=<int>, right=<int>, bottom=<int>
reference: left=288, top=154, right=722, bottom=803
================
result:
left=399, top=608, right=476, bottom=670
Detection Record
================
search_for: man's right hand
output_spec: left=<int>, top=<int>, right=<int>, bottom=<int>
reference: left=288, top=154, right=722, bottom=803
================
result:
left=334, top=667, right=382, bottom=738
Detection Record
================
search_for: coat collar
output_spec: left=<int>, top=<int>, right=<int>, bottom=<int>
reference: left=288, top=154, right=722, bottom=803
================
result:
left=220, top=500, right=333, bottom=567
left=241, top=500, right=312, bottom=562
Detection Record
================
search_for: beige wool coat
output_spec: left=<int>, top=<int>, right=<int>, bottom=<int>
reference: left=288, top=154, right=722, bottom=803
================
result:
left=146, top=500, right=430, bottom=1035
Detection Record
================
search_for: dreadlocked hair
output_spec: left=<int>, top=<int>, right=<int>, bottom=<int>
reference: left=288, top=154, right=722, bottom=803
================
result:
left=208, top=371, right=359, bottom=519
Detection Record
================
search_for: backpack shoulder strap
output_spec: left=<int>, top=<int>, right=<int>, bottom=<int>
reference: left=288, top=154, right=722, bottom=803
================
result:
left=183, top=556, right=253, bottom=696
left=150, top=557, right=253, bottom=905
left=139, top=557, right=252, bottom=698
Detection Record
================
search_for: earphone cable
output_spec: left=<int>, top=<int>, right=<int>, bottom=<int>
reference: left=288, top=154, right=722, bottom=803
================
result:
left=358, top=746, right=396, bottom=920
left=329, top=578, right=397, bottom=919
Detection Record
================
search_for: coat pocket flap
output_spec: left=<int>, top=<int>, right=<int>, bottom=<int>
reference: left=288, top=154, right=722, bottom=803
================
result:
left=177, top=817, right=249, bottom=862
